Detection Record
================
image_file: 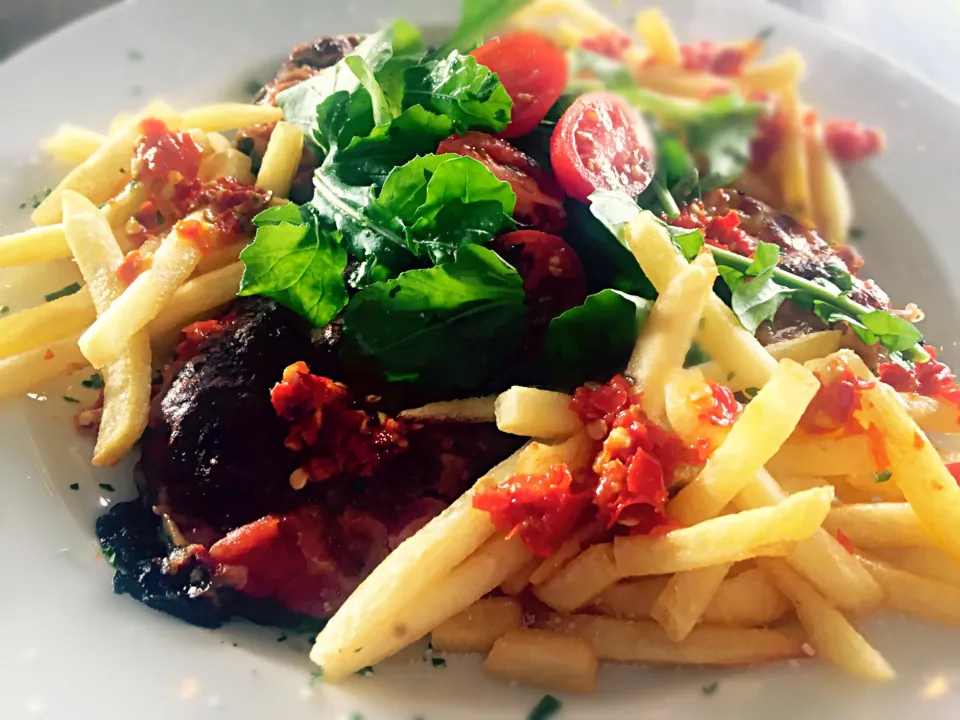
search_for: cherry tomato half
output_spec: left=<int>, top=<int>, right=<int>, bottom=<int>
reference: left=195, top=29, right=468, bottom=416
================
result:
left=470, top=33, right=569, bottom=140
left=493, top=230, right=587, bottom=321
left=550, top=92, right=656, bottom=203
left=438, top=131, right=567, bottom=232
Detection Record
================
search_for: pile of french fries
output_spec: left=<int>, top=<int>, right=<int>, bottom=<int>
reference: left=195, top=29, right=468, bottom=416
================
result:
left=0, top=99, right=304, bottom=465
left=509, top=0, right=854, bottom=244
left=314, top=211, right=960, bottom=693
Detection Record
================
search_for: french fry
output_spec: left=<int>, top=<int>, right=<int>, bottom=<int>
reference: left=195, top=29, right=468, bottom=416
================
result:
left=0, top=287, right=96, bottom=360
left=0, top=225, right=74, bottom=267
left=147, top=261, right=244, bottom=341
left=615, top=487, right=833, bottom=578
left=484, top=629, right=598, bottom=693
left=542, top=614, right=803, bottom=665
left=634, top=8, right=681, bottom=65
left=534, top=542, right=619, bottom=613
left=669, top=359, right=819, bottom=525
left=509, top=0, right=618, bottom=41
left=631, top=65, right=732, bottom=99
left=702, top=567, right=792, bottom=626
left=309, top=447, right=525, bottom=680
left=61, top=191, right=153, bottom=466
left=431, top=597, right=523, bottom=653
left=180, top=102, right=283, bottom=132
left=0, top=335, right=88, bottom=401
left=197, top=150, right=254, bottom=184
left=694, top=330, right=842, bottom=392
left=858, top=553, right=960, bottom=624
left=759, top=559, right=894, bottom=681
left=513, top=430, right=596, bottom=476
left=255, top=121, right=304, bottom=199
left=592, top=577, right=670, bottom=619
left=400, top=396, right=497, bottom=423
left=650, top=563, right=731, bottom=642
left=624, top=212, right=776, bottom=389
left=494, top=386, right=582, bottom=439
left=777, top=87, right=813, bottom=226
left=628, top=252, right=717, bottom=422
left=500, top=557, right=540, bottom=596
left=79, top=217, right=206, bottom=368
left=33, top=105, right=179, bottom=226
left=108, top=99, right=178, bottom=136
left=841, top=471, right=905, bottom=502
left=529, top=523, right=602, bottom=586
left=191, top=243, right=246, bottom=277
left=665, top=379, right=884, bottom=612
left=740, top=49, right=805, bottom=93
left=319, top=533, right=532, bottom=680
left=871, top=547, right=960, bottom=587
left=807, top=122, right=853, bottom=244
left=101, top=181, right=151, bottom=228
left=841, top=350, right=960, bottom=563
left=767, top=434, right=872, bottom=478
left=898, top=392, right=960, bottom=434
left=42, top=124, right=107, bottom=165
left=663, top=368, right=731, bottom=450
left=824, top=503, right=933, bottom=548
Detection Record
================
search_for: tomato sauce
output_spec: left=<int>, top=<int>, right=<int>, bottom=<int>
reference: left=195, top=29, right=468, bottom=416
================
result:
left=835, top=529, right=856, bottom=555
left=270, top=361, right=408, bottom=485
left=175, top=317, right=234, bottom=360
left=799, top=362, right=875, bottom=435
left=877, top=347, right=960, bottom=412
left=580, top=31, right=631, bottom=60
left=696, top=381, right=742, bottom=427
left=671, top=203, right=755, bottom=257
left=475, top=376, right=708, bottom=556
left=116, top=248, right=152, bottom=286
left=135, top=118, right=204, bottom=187
left=680, top=41, right=757, bottom=76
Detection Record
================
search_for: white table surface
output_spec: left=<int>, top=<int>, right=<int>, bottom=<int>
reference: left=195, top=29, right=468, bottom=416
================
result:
left=1, top=0, right=959, bottom=102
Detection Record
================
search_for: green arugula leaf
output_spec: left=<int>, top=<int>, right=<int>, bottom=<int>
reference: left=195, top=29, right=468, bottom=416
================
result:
left=542, top=289, right=653, bottom=388
left=404, top=52, right=512, bottom=134
left=238, top=204, right=348, bottom=327
left=278, top=25, right=412, bottom=143
left=665, top=225, right=705, bottom=262
left=813, top=302, right=923, bottom=353
left=687, top=94, right=761, bottom=191
left=717, top=241, right=793, bottom=333
left=344, top=56, right=392, bottom=126
left=437, top=0, right=536, bottom=55
left=342, top=244, right=527, bottom=388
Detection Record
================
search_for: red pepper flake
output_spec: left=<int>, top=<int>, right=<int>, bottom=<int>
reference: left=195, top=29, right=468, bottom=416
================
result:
left=696, top=381, right=742, bottom=427
left=823, top=119, right=885, bottom=164
left=799, top=361, right=875, bottom=435
left=835, top=529, right=856, bottom=555
left=864, top=423, right=890, bottom=473
left=473, top=464, right=590, bottom=558
left=270, top=361, right=408, bottom=484
left=581, top=31, right=631, bottom=60
left=669, top=203, right=755, bottom=257
left=932, top=481, right=945, bottom=491
left=43, top=348, right=55, bottom=360
left=913, top=432, right=925, bottom=450
left=175, top=317, right=231, bottom=359
left=946, top=462, right=960, bottom=485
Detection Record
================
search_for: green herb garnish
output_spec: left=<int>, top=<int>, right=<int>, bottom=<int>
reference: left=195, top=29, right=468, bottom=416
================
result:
left=703, top=681, right=719, bottom=695
left=528, top=694, right=562, bottom=720
left=62, top=395, right=80, bottom=403
left=82, top=373, right=104, bottom=389
left=430, top=657, right=446, bottom=668
left=309, top=668, right=324, bottom=686
left=356, top=666, right=374, bottom=675
left=127, top=48, right=143, bottom=61
left=98, top=483, right=116, bottom=492
left=29, top=187, right=53, bottom=209
left=44, top=282, right=82, bottom=302
left=69, top=482, right=79, bottom=491
left=873, top=469, right=893, bottom=483
left=0, top=305, right=8, bottom=314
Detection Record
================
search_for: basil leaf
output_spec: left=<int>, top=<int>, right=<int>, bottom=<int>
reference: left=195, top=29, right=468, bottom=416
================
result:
left=238, top=204, right=348, bottom=327
left=342, top=244, right=527, bottom=388
left=404, top=51, right=513, bottom=134
left=542, top=289, right=653, bottom=388
left=437, top=0, right=536, bottom=55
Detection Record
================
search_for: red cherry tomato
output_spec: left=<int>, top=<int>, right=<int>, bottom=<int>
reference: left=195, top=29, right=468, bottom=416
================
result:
left=470, top=33, right=569, bottom=140
left=493, top=230, right=587, bottom=321
left=438, top=131, right=567, bottom=232
left=550, top=92, right=656, bottom=203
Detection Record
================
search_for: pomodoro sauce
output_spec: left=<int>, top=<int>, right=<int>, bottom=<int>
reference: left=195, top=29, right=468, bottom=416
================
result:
left=878, top=347, right=960, bottom=413
left=473, top=376, right=708, bottom=557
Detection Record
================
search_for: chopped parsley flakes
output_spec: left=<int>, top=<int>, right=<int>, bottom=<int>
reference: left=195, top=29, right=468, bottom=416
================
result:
left=0, top=305, right=8, bottom=314
left=430, top=657, right=446, bottom=668
left=98, top=483, right=116, bottom=492
left=309, top=668, right=324, bottom=686
left=356, top=666, right=374, bottom=676
left=69, top=482, right=79, bottom=491
left=82, top=373, right=104, bottom=389
left=873, top=469, right=893, bottom=483
left=62, top=395, right=80, bottom=403
left=44, top=282, right=82, bottom=302
left=127, top=48, right=143, bottom=61
left=528, top=694, right=562, bottom=720
left=702, top=681, right=719, bottom=695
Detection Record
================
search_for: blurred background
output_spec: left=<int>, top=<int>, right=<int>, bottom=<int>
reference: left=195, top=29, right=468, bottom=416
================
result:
left=1, top=0, right=958, bottom=97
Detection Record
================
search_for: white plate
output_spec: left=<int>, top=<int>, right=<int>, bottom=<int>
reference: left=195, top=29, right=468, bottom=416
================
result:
left=2, top=1, right=960, bottom=718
